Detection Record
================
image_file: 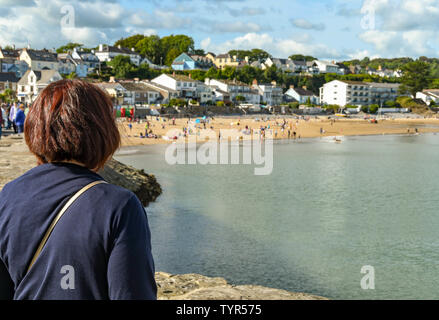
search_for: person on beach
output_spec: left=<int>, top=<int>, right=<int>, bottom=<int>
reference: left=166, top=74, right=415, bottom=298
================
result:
left=9, top=103, right=17, bottom=134
left=0, top=105, right=3, bottom=139
left=14, top=105, right=25, bottom=134
left=0, top=80, right=156, bottom=300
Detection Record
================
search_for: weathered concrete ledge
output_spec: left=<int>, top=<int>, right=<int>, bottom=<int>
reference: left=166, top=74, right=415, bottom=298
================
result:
left=0, top=134, right=326, bottom=300
left=156, top=272, right=327, bottom=300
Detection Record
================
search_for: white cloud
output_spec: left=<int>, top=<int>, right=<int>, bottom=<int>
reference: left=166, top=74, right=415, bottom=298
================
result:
left=357, top=0, right=439, bottom=57
left=290, top=19, right=325, bottom=31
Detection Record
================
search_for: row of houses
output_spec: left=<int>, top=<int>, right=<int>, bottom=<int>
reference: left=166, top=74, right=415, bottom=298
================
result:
left=171, top=52, right=347, bottom=75
left=170, top=52, right=403, bottom=79
left=95, top=74, right=286, bottom=107
left=0, top=44, right=166, bottom=80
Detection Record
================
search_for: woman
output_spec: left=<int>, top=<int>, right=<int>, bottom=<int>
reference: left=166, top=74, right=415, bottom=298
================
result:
left=0, top=80, right=156, bottom=300
left=14, top=104, right=25, bottom=134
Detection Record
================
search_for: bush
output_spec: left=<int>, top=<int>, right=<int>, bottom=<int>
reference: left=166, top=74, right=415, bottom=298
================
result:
left=288, top=102, right=299, bottom=109
left=384, top=100, right=398, bottom=108
left=324, top=104, right=340, bottom=112
left=369, top=104, right=379, bottom=114
left=361, top=106, right=369, bottom=113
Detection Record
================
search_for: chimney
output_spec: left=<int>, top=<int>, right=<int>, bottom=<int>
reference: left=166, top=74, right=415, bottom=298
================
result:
left=252, top=79, right=258, bottom=86
left=99, top=44, right=103, bottom=52
left=117, top=45, right=122, bottom=49
left=109, top=76, right=115, bottom=83
left=233, top=55, right=237, bottom=61
left=134, top=77, right=139, bottom=82
left=302, top=85, right=307, bottom=90
left=189, top=73, right=191, bottom=79
left=172, top=71, right=176, bottom=77
left=245, top=56, right=249, bottom=62
left=131, top=47, right=135, bottom=52
left=290, top=85, right=295, bottom=89
left=271, top=80, right=277, bottom=86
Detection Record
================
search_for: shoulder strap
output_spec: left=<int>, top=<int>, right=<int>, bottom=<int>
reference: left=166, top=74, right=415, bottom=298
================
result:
left=26, top=180, right=108, bottom=274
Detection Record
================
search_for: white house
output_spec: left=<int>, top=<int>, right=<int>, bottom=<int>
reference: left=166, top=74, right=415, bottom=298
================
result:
left=416, top=89, right=439, bottom=105
left=205, top=78, right=260, bottom=105
left=95, top=44, right=142, bottom=66
left=71, top=48, right=100, bottom=75
left=311, top=60, right=343, bottom=74
left=195, top=81, right=214, bottom=104
left=320, top=80, right=400, bottom=107
left=141, top=81, right=179, bottom=104
left=285, top=85, right=319, bottom=104
left=152, top=73, right=198, bottom=100
left=17, top=69, right=62, bottom=103
left=252, top=80, right=283, bottom=106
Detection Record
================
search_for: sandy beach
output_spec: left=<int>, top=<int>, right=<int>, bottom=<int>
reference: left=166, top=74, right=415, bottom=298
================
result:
left=118, top=116, right=439, bottom=147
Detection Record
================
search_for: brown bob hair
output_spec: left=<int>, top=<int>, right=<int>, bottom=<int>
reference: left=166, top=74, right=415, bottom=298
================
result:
left=24, top=79, right=120, bottom=171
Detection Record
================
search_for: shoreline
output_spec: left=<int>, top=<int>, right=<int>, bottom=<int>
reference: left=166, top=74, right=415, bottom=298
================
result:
left=118, top=116, right=439, bottom=147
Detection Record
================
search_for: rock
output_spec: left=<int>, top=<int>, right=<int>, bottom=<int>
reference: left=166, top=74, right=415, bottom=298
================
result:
left=156, top=272, right=327, bottom=300
left=99, top=158, right=162, bottom=207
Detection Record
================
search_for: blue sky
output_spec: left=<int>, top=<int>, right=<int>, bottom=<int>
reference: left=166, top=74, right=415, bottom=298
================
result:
left=0, top=0, right=438, bottom=60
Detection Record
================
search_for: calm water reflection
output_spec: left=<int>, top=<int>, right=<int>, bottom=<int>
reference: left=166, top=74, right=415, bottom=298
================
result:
left=115, top=134, right=439, bottom=299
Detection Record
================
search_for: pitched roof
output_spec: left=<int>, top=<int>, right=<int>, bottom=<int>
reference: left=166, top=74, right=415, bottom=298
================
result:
left=0, top=72, right=19, bottom=82
left=220, top=79, right=249, bottom=86
left=215, top=53, right=230, bottom=59
left=18, top=69, right=60, bottom=85
left=290, top=87, right=315, bottom=96
left=24, top=49, right=58, bottom=62
left=142, top=80, right=179, bottom=93
left=119, top=81, right=158, bottom=92
left=167, top=74, right=196, bottom=82
left=0, top=48, right=19, bottom=58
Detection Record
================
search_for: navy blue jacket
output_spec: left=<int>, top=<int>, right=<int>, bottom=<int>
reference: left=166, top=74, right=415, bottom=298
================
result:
left=0, top=163, right=157, bottom=300
left=14, top=109, right=25, bottom=126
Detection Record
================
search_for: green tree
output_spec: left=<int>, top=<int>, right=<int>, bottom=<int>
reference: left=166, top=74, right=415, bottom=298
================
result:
left=56, top=43, right=83, bottom=53
left=228, top=49, right=271, bottom=63
left=288, top=54, right=316, bottom=62
left=114, top=34, right=145, bottom=49
left=165, top=47, right=181, bottom=66
left=108, top=55, right=135, bottom=79
left=66, top=72, right=77, bottom=79
left=399, top=61, right=430, bottom=97
left=369, top=104, right=379, bottom=114
left=135, top=35, right=162, bottom=64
